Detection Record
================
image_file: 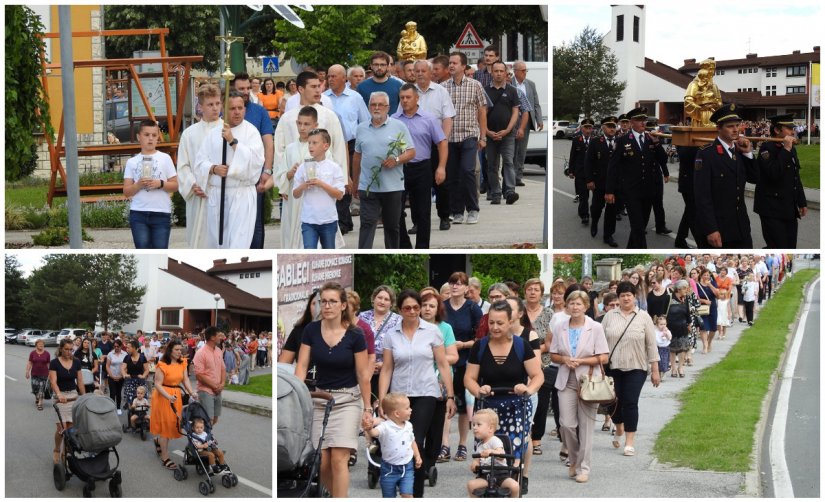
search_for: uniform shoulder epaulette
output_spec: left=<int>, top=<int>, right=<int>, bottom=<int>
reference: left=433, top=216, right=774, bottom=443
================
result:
left=698, top=143, right=713, bottom=151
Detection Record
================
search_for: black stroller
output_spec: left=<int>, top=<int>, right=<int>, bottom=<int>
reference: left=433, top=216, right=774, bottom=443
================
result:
left=53, top=394, right=124, bottom=497
left=277, top=364, right=334, bottom=498
left=472, top=387, right=531, bottom=498
left=179, top=399, right=238, bottom=496
left=122, top=401, right=150, bottom=440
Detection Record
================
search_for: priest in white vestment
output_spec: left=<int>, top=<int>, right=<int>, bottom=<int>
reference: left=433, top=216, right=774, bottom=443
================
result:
left=195, top=92, right=265, bottom=248
left=177, top=83, right=223, bottom=248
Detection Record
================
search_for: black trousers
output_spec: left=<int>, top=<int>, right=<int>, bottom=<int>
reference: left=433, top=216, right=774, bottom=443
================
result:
left=676, top=190, right=699, bottom=243
left=532, top=365, right=560, bottom=440
left=108, top=377, right=124, bottom=409
left=399, top=159, right=433, bottom=249
left=624, top=194, right=654, bottom=248
left=429, top=146, right=450, bottom=220
left=590, top=188, right=617, bottom=239
left=358, top=190, right=403, bottom=249
left=743, top=300, right=755, bottom=322
left=652, top=186, right=667, bottom=231
left=606, top=369, right=647, bottom=432
left=575, top=176, right=589, bottom=218
left=409, top=395, right=438, bottom=498
left=337, top=139, right=357, bottom=233
left=761, top=216, right=799, bottom=249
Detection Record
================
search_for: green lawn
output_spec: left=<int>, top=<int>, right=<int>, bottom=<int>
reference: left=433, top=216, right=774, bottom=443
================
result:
left=796, top=144, right=820, bottom=189
left=652, top=269, right=818, bottom=471
left=5, top=184, right=55, bottom=208
left=226, top=374, right=271, bottom=397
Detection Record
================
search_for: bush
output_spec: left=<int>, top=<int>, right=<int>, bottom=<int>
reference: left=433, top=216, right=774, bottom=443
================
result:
left=23, top=206, right=50, bottom=229
left=32, top=227, right=93, bottom=246
left=81, top=201, right=130, bottom=228
left=472, top=255, right=541, bottom=285
left=5, top=206, right=29, bottom=230
left=171, top=191, right=187, bottom=227
left=472, top=271, right=504, bottom=298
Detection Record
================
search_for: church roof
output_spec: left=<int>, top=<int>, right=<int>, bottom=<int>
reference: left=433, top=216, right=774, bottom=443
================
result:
left=206, top=258, right=273, bottom=274
left=163, top=258, right=271, bottom=314
left=641, top=58, right=693, bottom=88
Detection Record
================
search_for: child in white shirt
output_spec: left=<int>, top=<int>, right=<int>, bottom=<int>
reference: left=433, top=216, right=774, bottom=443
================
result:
left=653, top=316, right=672, bottom=375
left=716, top=289, right=732, bottom=339
left=741, top=273, right=759, bottom=325
left=467, top=409, right=519, bottom=498
left=128, top=385, right=150, bottom=430
left=292, top=128, right=345, bottom=249
left=365, top=392, right=422, bottom=498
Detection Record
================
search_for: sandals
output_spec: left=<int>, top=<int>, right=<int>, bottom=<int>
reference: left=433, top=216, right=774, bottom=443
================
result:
left=671, top=371, right=678, bottom=378
left=154, top=438, right=162, bottom=456
left=348, top=451, right=357, bottom=467
left=559, top=449, right=569, bottom=462
left=37, top=400, right=43, bottom=411
left=623, top=446, right=636, bottom=456
left=601, top=423, right=610, bottom=432
left=532, top=444, right=543, bottom=455
left=162, top=458, right=179, bottom=470
left=612, top=432, right=623, bottom=449
left=454, top=444, right=468, bottom=461
left=436, top=445, right=451, bottom=463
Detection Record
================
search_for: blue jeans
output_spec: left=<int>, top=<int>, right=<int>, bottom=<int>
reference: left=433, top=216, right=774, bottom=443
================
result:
left=380, top=459, right=414, bottom=498
left=251, top=192, right=265, bottom=249
left=301, top=221, right=337, bottom=249
left=129, top=210, right=171, bottom=249
left=447, top=137, right=480, bottom=215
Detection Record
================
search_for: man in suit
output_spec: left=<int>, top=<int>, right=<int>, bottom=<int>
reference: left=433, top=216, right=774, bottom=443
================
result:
left=605, top=107, right=667, bottom=248
left=511, top=61, right=544, bottom=186
left=646, top=119, right=672, bottom=236
left=569, top=118, right=595, bottom=225
left=693, top=103, right=759, bottom=248
left=585, top=116, right=620, bottom=247
left=754, top=114, right=808, bottom=248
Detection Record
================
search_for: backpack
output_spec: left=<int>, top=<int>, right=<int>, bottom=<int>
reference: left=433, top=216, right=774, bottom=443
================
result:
left=477, top=334, right=526, bottom=363
left=71, top=394, right=122, bottom=452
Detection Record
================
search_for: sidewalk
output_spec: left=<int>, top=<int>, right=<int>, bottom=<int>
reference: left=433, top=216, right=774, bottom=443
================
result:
left=191, top=365, right=273, bottom=418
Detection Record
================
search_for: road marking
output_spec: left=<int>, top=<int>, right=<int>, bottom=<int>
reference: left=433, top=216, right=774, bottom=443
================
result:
left=553, top=188, right=696, bottom=247
left=769, top=277, right=819, bottom=498
left=171, top=449, right=272, bottom=496
left=6, top=375, right=18, bottom=381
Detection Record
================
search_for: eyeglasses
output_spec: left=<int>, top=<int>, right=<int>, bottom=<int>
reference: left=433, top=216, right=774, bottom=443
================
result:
left=369, top=103, right=388, bottom=108
left=401, top=305, right=421, bottom=312
left=320, top=300, right=340, bottom=306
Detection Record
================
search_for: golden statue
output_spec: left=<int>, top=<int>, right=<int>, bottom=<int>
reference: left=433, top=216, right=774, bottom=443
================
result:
left=684, top=58, right=722, bottom=127
left=397, top=21, right=427, bottom=61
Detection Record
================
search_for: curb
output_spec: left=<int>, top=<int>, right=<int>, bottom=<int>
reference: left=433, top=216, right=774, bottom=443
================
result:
left=748, top=271, right=819, bottom=497
left=222, top=399, right=271, bottom=418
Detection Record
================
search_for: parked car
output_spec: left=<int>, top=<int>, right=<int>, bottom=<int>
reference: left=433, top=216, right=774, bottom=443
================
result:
left=553, top=120, right=571, bottom=139
left=56, top=328, right=87, bottom=343
left=5, top=328, right=20, bottom=344
left=564, top=123, right=579, bottom=139
left=27, top=331, right=60, bottom=347
left=16, top=329, right=44, bottom=345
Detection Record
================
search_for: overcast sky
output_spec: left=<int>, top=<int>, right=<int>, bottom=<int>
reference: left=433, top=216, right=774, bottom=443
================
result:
left=550, top=1, right=822, bottom=69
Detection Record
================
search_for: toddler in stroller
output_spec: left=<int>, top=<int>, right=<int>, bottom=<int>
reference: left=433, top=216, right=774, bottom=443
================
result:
left=190, top=417, right=227, bottom=473
left=124, top=385, right=150, bottom=439
left=467, top=409, right=520, bottom=498
left=182, top=400, right=238, bottom=495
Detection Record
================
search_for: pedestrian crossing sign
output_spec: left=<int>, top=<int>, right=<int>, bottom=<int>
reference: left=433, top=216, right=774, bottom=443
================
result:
left=263, top=56, right=280, bottom=73
left=455, top=23, right=484, bottom=49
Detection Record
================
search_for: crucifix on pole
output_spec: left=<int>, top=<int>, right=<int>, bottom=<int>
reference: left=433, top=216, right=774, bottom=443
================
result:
left=214, top=31, right=244, bottom=246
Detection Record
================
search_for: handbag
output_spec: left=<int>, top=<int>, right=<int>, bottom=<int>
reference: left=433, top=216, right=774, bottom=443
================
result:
left=696, top=283, right=711, bottom=315
left=605, top=312, right=637, bottom=372
left=578, top=363, right=616, bottom=404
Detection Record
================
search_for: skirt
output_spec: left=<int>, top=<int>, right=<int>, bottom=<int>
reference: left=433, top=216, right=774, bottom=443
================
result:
left=54, top=389, right=79, bottom=423
left=31, top=375, right=52, bottom=399
left=669, top=335, right=692, bottom=354
left=312, top=386, right=362, bottom=450
left=477, top=395, right=533, bottom=459
left=123, top=377, right=146, bottom=410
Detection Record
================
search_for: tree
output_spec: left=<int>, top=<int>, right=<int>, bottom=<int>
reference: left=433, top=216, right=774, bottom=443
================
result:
left=88, top=255, right=146, bottom=331
left=5, top=6, right=53, bottom=181
left=553, top=26, right=625, bottom=121
left=374, top=6, right=548, bottom=57
left=354, top=254, right=429, bottom=311
left=5, top=255, right=30, bottom=328
left=471, top=255, right=541, bottom=286
left=272, top=6, right=381, bottom=69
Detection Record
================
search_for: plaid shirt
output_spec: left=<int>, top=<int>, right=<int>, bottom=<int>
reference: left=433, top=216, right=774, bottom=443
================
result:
left=474, top=68, right=492, bottom=89
left=444, top=76, right=488, bottom=142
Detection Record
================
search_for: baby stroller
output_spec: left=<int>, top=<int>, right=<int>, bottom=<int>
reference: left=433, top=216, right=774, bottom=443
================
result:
left=122, top=400, right=150, bottom=440
left=472, top=387, right=531, bottom=498
left=277, top=364, right=334, bottom=498
left=53, top=394, right=124, bottom=497
left=180, top=399, right=238, bottom=496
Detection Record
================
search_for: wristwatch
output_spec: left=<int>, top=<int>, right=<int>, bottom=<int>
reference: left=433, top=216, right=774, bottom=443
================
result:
left=262, top=168, right=273, bottom=176
left=394, top=155, right=400, bottom=164
left=446, top=395, right=455, bottom=401
left=229, top=138, right=238, bottom=147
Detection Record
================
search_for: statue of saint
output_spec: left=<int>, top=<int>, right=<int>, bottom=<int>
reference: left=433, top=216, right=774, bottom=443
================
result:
left=684, top=58, right=722, bottom=127
left=397, top=21, right=427, bottom=61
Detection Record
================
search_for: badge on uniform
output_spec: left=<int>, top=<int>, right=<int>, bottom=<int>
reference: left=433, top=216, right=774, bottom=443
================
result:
left=716, top=145, right=724, bottom=155
left=694, top=158, right=703, bottom=171
left=761, top=150, right=771, bottom=160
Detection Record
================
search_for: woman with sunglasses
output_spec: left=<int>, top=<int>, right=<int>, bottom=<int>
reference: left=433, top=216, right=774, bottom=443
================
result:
left=295, top=282, right=371, bottom=498
left=377, top=289, right=456, bottom=497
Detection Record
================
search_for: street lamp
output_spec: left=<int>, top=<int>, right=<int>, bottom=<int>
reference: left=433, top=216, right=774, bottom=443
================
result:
left=213, top=293, right=222, bottom=327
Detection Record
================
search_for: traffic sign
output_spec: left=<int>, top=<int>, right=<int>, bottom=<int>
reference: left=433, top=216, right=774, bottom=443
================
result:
left=263, top=56, right=280, bottom=73
left=455, top=23, right=484, bottom=49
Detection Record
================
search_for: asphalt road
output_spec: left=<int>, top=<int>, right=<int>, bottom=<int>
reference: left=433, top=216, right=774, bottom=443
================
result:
left=4, top=344, right=272, bottom=498
left=551, top=139, right=820, bottom=249
left=761, top=277, right=820, bottom=497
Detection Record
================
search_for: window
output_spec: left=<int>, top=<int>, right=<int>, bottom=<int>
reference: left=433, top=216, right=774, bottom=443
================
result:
left=239, top=273, right=243, bottom=279
left=715, top=69, right=725, bottom=76
left=738, top=69, right=742, bottom=74
left=765, top=85, right=776, bottom=96
left=633, top=16, right=640, bottom=42
left=765, top=67, right=777, bottom=77
left=255, top=272, right=260, bottom=278
left=787, top=65, right=806, bottom=77
left=787, top=86, right=806, bottom=94
left=160, top=309, right=182, bottom=328
left=616, top=15, right=624, bottom=42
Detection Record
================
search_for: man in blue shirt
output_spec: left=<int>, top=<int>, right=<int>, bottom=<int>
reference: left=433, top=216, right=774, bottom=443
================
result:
left=356, top=51, right=404, bottom=115
left=324, top=64, right=370, bottom=235
left=351, top=91, right=416, bottom=249
left=232, top=73, right=274, bottom=249
left=393, top=83, right=447, bottom=249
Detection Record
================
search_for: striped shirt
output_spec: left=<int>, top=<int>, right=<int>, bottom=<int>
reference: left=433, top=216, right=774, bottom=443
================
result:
left=600, top=307, right=659, bottom=371
left=443, top=75, right=488, bottom=143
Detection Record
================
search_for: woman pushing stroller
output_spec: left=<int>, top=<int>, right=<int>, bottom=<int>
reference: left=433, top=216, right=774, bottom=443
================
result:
left=151, top=340, right=197, bottom=471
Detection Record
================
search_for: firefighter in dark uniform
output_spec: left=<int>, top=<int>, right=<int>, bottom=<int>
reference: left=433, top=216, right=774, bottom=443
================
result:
left=569, top=118, right=595, bottom=225
left=693, top=103, right=759, bottom=248
left=614, top=113, right=631, bottom=221
left=584, top=116, right=619, bottom=247
left=605, top=107, right=667, bottom=248
left=646, top=118, right=672, bottom=236
left=754, top=114, right=808, bottom=248
left=674, top=145, right=700, bottom=248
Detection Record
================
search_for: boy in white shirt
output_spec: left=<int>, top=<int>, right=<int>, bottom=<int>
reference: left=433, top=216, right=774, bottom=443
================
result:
left=365, top=392, right=422, bottom=498
left=122, top=120, right=179, bottom=248
left=292, top=128, right=345, bottom=249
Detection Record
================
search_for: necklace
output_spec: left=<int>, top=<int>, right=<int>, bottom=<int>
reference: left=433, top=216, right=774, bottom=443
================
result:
left=526, top=304, right=542, bottom=316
